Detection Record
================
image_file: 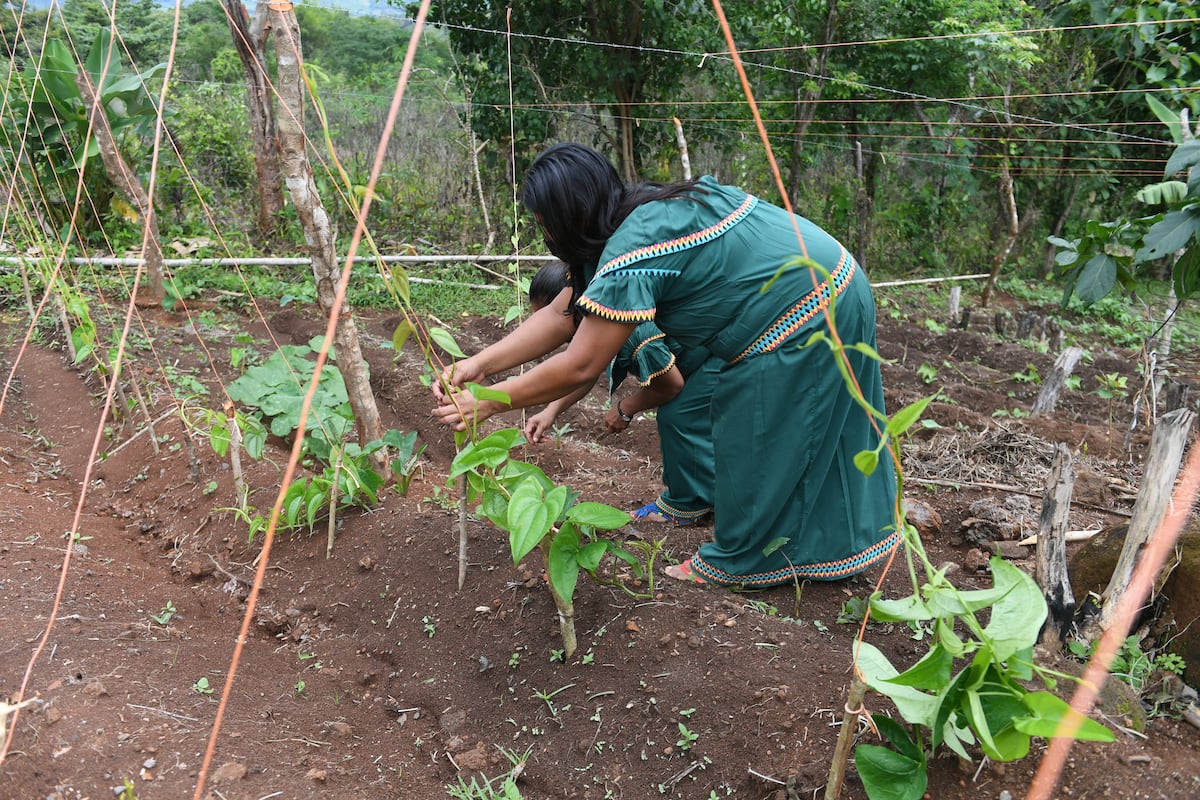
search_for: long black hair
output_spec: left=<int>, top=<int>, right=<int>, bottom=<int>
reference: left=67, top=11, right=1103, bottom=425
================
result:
left=521, top=143, right=707, bottom=305
left=527, top=259, right=569, bottom=310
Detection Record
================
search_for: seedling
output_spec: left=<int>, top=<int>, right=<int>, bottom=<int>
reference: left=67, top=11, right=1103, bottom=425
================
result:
left=551, top=422, right=574, bottom=449
left=422, top=616, right=437, bottom=638
left=149, top=601, right=176, bottom=626
left=1011, top=363, right=1041, bottom=384
left=533, top=683, right=575, bottom=717
left=192, top=677, right=213, bottom=695
left=294, top=679, right=306, bottom=697
left=917, top=362, right=938, bottom=384
left=676, top=722, right=699, bottom=751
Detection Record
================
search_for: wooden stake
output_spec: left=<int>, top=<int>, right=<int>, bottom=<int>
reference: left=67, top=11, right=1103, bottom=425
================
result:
left=825, top=672, right=867, bottom=800
left=1036, top=444, right=1076, bottom=644
left=457, top=475, right=469, bottom=590
left=1099, top=408, right=1196, bottom=630
left=1032, top=346, right=1082, bottom=415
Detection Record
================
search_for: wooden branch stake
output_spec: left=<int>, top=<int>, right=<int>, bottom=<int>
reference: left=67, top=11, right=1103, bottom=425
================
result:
left=824, top=672, right=867, bottom=800
left=1099, top=408, right=1196, bottom=631
left=1032, top=346, right=1082, bottom=415
left=948, top=285, right=961, bottom=326
left=226, top=407, right=247, bottom=509
left=673, top=117, right=692, bottom=180
left=326, top=448, right=343, bottom=559
left=1036, top=444, right=1076, bottom=644
left=457, top=475, right=469, bottom=590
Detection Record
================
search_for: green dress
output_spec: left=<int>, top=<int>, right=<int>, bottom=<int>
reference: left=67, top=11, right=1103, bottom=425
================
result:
left=579, top=176, right=899, bottom=587
left=608, top=322, right=718, bottom=523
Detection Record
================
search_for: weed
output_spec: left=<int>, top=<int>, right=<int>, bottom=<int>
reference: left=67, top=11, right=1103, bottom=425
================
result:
left=675, top=722, right=699, bottom=751
left=446, top=745, right=530, bottom=800
left=551, top=422, right=574, bottom=449
left=1011, top=363, right=1041, bottom=384
left=533, top=684, right=575, bottom=717
left=917, top=363, right=938, bottom=384
left=149, top=601, right=176, bottom=626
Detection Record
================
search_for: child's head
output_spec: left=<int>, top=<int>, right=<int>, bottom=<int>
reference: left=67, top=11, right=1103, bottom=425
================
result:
left=528, top=260, right=570, bottom=312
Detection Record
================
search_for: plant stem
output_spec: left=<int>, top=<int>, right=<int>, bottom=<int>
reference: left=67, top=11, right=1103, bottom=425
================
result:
left=539, top=538, right=577, bottom=658
left=824, top=672, right=867, bottom=800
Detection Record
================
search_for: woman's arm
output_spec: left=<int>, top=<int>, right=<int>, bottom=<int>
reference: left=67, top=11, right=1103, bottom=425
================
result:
left=432, top=286, right=576, bottom=401
left=433, top=316, right=635, bottom=430
left=525, top=382, right=595, bottom=444
left=603, top=366, right=685, bottom=432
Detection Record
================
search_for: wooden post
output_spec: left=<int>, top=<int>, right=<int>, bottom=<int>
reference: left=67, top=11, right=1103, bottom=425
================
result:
left=1099, top=408, right=1197, bottom=630
left=1032, top=346, right=1083, bottom=415
left=948, top=286, right=961, bottom=327
left=672, top=117, right=692, bottom=180
left=1036, top=444, right=1076, bottom=644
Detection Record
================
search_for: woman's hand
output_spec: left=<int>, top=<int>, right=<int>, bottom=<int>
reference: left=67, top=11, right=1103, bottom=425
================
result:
left=432, top=356, right=486, bottom=402
left=432, top=386, right=498, bottom=431
left=524, top=408, right=558, bottom=444
left=603, top=404, right=631, bottom=434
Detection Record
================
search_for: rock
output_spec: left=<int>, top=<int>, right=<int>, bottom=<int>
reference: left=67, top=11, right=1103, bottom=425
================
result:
left=904, top=499, right=943, bottom=538
left=326, top=721, right=353, bottom=737
left=963, top=548, right=990, bottom=573
left=440, top=708, right=467, bottom=733
left=453, top=741, right=490, bottom=771
left=211, top=761, right=247, bottom=784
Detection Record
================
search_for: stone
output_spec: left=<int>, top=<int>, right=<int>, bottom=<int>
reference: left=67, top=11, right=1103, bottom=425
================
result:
left=904, top=498, right=943, bottom=538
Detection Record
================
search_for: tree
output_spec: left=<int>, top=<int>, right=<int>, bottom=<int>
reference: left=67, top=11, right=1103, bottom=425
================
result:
left=403, top=0, right=705, bottom=181
left=222, top=0, right=284, bottom=238
left=267, top=2, right=388, bottom=471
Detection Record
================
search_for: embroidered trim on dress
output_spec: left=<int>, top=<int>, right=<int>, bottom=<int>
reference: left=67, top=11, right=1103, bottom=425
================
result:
left=638, top=357, right=677, bottom=387
left=594, top=194, right=758, bottom=279
left=730, top=249, right=857, bottom=364
left=691, top=529, right=901, bottom=587
left=576, top=299, right=655, bottom=322
left=656, top=497, right=712, bottom=521
left=630, top=332, right=666, bottom=358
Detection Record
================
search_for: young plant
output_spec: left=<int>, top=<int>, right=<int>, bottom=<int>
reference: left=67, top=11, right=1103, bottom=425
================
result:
left=676, top=722, right=699, bottom=752
left=449, top=423, right=639, bottom=657
left=796, top=260, right=1113, bottom=800
left=550, top=422, right=574, bottom=450
left=149, top=601, right=176, bottom=626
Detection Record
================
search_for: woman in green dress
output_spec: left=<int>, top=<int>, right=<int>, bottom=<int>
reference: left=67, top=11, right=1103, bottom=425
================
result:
left=433, top=143, right=899, bottom=587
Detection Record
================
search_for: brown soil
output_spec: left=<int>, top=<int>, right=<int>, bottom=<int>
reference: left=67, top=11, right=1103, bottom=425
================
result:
left=1, top=290, right=1197, bottom=800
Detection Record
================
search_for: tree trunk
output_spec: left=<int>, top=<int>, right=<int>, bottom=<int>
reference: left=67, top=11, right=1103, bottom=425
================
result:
left=269, top=4, right=386, bottom=472
left=787, top=0, right=838, bottom=204
left=225, top=0, right=285, bottom=238
left=981, top=150, right=1018, bottom=308
left=74, top=70, right=165, bottom=307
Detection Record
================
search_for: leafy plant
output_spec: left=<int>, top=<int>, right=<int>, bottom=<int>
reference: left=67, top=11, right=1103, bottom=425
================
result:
left=192, top=677, right=213, bottom=695
left=449, top=424, right=638, bottom=657
left=446, top=746, right=530, bottom=800
left=149, top=601, right=176, bottom=626
left=1011, top=363, right=1041, bottom=384
left=854, top=556, right=1114, bottom=800
left=917, top=363, right=938, bottom=384
left=226, top=337, right=355, bottom=457
left=676, top=722, right=699, bottom=752
left=793, top=259, right=1113, bottom=800
left=551, top=422, right=574, bottom=450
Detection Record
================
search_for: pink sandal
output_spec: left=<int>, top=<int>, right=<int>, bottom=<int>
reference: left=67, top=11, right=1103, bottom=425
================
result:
left=663, top=557, right=707, bottom=584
